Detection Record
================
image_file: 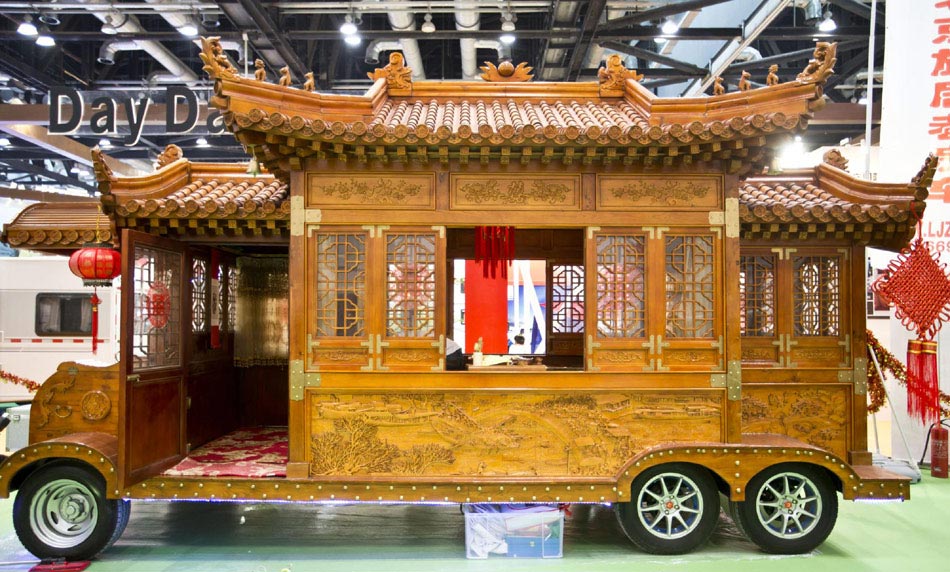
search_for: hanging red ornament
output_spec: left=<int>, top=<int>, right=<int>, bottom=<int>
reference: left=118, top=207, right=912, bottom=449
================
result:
left=146, top=282, right=171, bottom=329
left=68, top=242, right=121, bottom=354
left=473, top=226, right=515, bottom=279
left=873, top=221, right=950, bottom=425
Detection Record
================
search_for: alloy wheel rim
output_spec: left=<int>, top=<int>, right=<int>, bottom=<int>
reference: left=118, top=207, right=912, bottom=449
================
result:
left=754, top=471, right=823, bottom=539
left=636, top=472, right=704, bottom=539
left=29, top=479, right=98, bottom=548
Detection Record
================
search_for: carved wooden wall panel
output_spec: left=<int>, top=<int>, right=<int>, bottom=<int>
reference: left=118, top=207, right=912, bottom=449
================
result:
left=306, top=174, right=436, bottom=209
left=741, top=385, right=850, bottom=459
left=449, top=175, right=581, bottom=210
left=596, top=176, right=722, bottom=211
left=306, top=390, right=723, bottom=478
left=29, top=362, right=120, bottom=444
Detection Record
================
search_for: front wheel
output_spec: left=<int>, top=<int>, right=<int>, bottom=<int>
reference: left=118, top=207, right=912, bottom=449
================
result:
left=615, top=463, right=720, bottom=554
left=732, top=463, right=838, bottom=554
left=13, top=464, right=130, bottom=560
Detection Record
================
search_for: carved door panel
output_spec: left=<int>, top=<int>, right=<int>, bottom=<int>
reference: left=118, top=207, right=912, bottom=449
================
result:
left=119, top=230, right=187, bottom=488
left=738, top=250, right=781, bottom=366
left=787, top=250, right=851, bottom=369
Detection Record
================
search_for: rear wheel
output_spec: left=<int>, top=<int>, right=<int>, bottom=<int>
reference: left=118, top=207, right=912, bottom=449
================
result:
left=733, top=463, right=837, bottom=554
left=13, top=464, right=129, bottom=560
left=615, top=463, right=720, bottom=554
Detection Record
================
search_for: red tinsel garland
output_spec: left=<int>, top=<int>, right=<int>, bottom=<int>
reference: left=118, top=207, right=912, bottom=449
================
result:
left=0, top=369, right=41, bottom=393
left=866, top=330, right=950, bottom=418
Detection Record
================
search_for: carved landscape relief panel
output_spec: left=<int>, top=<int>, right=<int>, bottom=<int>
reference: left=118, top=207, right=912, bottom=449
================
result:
left=741, top=385, right=850, bottom=459
left=307, top=390, right=723, bottom=478
left=450, top=175, right=581, bottom=210
left=597, top=176, right=722, bottom=211
left=306, top=173, right=436, bottom=209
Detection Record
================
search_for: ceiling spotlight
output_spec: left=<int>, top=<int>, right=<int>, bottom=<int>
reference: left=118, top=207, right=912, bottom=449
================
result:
left=655, top=37, right=667, bottom=45
left=196, top=137, right=210, bottom=147
left=661, top=17, right=679, bottom=35
left=340, top=14, right=358, bottom=36
left=18, top=15, right=38, bottom=37
left=802, top=0, right=822, bottom=25
left=501, top=12, right=516, bottom=33
left=500, top=33, right=516, bottom=45
left=421, top=13, right=436, bottom=34
left=818, top=11, right=837, bottom=32
left=179, top=22, right=199, bottom=37
left=36, top=27, right=56, bottom=47
left=0, top=72, right=11, bottom=82
left=0, top=137, right=11, bottom=147
left=101, top=15, right=119, bottom=35
left=857, top=90, right=868, bottom=105
left=98, top=138, right=112, bottom=148
left=344, top=34, right=362, bottom=47
left=39, top=12, right=61, bottom=26
left=201, top=13, right=221, bottom=29
left=70, top=164, right=82, bottom=174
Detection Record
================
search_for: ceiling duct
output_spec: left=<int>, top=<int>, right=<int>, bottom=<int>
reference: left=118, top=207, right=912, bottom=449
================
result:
left=455, top=0, right=480, bottom=80
left=387, top=3, right=426, bottom=80
left=365, top=40, right=403, bottom=66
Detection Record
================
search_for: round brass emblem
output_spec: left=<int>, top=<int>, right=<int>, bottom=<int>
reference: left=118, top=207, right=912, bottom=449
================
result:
left=80, top=391, right=111, bottom=421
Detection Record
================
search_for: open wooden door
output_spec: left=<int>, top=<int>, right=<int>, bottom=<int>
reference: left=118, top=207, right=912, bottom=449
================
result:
left=118, top=230, right=188, bottom=488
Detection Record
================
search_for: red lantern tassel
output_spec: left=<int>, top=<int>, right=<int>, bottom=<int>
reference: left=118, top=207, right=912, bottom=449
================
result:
left=90, top=291, right=100, bottom=355
left=920, top=340, right=940, bottom=424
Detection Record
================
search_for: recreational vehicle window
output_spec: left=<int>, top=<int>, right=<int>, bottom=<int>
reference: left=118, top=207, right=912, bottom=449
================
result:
left=34, top=293, right=92, bottom=336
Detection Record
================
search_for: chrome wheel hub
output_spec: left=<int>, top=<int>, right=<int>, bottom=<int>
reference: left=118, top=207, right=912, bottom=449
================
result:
left=636, top=473, right=704, bottom=539
left=29, top=479, right=98, bottom=548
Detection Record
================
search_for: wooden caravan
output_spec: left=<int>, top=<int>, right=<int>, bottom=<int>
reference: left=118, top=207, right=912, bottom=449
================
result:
left=0, top=40, right=933, bottom=560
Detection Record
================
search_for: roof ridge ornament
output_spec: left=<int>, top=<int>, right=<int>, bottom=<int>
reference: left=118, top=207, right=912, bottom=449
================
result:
left=199, top=36, right=239, bottom=80
left=796, top=41, right=837, bottom=85
left=822, top=148, right=849, bottom=171
left=156, top=144, right=183, bottom=170
left=479, top=60, right=533, bottom=82
left=597, top=54, right=643, bottom=94
left=367, top=52, right=413, bottom=91
left=91, top=146, right=116, bottom=184
left=911, top=153, right=939, bottom=192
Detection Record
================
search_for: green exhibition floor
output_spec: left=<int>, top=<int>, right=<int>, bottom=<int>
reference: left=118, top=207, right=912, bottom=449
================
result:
left=0, top=474, right=948, bottom=571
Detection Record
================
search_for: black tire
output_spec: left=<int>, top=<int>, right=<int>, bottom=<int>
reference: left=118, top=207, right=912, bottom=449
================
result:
left=13, top=464, right=129, bottom=560
left=615, top=463, right=720, bottom=555
left=733, top=463, right=838, bottom=554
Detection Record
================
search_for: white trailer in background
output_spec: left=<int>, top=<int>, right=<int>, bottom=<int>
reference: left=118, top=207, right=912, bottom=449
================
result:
left=0, top=256, right=119, bottom=402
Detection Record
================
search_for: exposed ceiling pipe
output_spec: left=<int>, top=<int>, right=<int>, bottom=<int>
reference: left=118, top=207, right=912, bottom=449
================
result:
left=143, top=0, right=203, bottom=37
left=193, top=39, right=245, bottom=65
left=584, top=10, right=629, bottom=69
left=97, top=40, right=139, bottom=66
left=388, top=3, right=426, bottom=80
left=455, top=0, right=480, bottom=80
left=77, top=1, right=199, bottom=82
left=365, top=40, right=404, bottom=65
left=473, top=39, right=511, bottom=63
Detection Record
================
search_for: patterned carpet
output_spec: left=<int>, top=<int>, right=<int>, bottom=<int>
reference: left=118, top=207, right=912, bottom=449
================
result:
left=164, top=427, right=288, bottom=478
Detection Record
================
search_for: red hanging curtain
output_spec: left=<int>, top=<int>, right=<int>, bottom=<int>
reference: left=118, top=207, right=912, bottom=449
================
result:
left=474, top=226, right=515, bottom=279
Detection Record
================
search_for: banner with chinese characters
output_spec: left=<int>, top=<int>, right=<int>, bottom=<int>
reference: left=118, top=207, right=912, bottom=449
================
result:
left=878, top=2, right=950, bottom=458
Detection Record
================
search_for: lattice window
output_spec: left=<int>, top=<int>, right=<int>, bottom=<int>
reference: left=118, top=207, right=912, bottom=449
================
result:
left=552, top=265, right=585, bottom=333
left=132, top=245, right=181, bottom=370
left=226, top=266, right=238, bottom=333
left=386, top=233, right=436, bottom=338
left=596, top=235, right=646, bottom=338
left=665, top=235, right=715, bottom=338
left=794, top=256, right=840, bottom=336
left=315, top=232, right=366, bottom=337
left=191, top=257, right=208, bottom=333
left=740, top=255, right=776, bottom=337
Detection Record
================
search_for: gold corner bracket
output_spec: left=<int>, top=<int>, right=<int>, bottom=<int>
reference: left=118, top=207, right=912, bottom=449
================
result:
left=289, top=359, right=322, bottom=401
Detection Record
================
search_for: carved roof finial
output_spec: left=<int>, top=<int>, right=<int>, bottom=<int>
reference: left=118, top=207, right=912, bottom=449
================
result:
left=822, top=148, right=849, bottom=171
left=156, top=144, right=183, bottom=170
left=367, top=52, right=413, bottom=91
left=597, top=54, right=643, bottom=93
left=712, top=76, right=725, bottom=96
left=480, top=60, right=534, bottom=82
left=911, top=153, right=939, bottom=190
left=766, top=64, right=780, bottom=86
left=278, top=66, right=292, bottom=87
left=91, top=146, right=116, bottom=184
left=303, top=72, right=316, bottom=92
left=254, top=59, right=267, bottom=81
left=198, top=36, right=238, bottom=80
left=738, top=70, right=752, bottom=92
left=797, top=41, right=837, bottom=85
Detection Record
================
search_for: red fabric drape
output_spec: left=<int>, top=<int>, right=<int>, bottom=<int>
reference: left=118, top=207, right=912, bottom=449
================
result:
left=474, top=226, right=515, bottom=279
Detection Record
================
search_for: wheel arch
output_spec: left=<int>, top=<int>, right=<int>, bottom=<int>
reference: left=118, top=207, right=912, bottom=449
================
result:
left=0, top=433, right=119, bottom=498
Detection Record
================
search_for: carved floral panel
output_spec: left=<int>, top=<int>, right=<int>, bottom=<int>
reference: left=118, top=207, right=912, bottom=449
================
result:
left=307, top=174, right=435, bottom=209
left=450, top=175, right=580, bottom=210
left=597, top=176, right=721, bottom=210
left=307, top=390, right=722, bottom=478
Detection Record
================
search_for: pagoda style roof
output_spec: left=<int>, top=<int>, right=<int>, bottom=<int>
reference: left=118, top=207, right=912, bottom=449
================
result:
left=741, top=154, right=934, bottom=250
left=199, top=38, right=839, bottom=181
left=1, top=202, right=112, bottom=253
left=2, top=147, right=932, bottom=252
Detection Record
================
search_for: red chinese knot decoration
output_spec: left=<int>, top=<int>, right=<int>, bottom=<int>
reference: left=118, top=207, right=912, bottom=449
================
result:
left=873, top=230, right=950, bottom=424
left=474, top=226, right=515, bottom=279
left=67, top=242, right=121, bottom=355
left=145, top=282, right=171, bottom=329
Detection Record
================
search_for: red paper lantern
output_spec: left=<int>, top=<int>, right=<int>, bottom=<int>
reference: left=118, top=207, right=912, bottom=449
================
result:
left=68, top=242, right=121, bottom=287
left=67, top=242, right=120, bottom=354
